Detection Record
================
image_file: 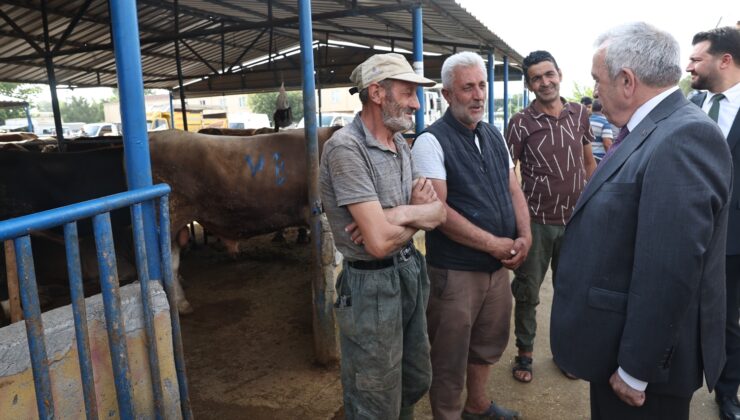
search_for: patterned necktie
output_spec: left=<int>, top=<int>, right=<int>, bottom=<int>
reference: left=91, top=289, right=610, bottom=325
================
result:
left=600, top=126, right=630, bottom=165
left=708, top=93, right=725, bottom=122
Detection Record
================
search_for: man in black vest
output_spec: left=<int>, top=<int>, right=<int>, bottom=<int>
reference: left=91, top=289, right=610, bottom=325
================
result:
left=686, top=26, right=740, bottom=420
left=412, top=51, right=530, bottom=420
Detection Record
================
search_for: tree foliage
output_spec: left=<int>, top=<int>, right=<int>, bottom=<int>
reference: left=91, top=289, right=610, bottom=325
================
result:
left=493, top=93, right=524, bottom=117
left=678, top=75, right=693, bottom=97
left=247, top=90, right=304, bottom=124
left=60, top=96, right=104, bottom=123
left=569, top=82, right=594, bottom=103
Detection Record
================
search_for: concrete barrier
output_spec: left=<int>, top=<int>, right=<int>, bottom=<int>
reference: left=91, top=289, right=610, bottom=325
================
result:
left=0, top=282, right=181, bottom=418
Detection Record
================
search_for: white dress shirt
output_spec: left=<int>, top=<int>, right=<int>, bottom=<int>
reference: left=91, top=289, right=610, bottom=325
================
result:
left=702, top=82, right=740, bottom=138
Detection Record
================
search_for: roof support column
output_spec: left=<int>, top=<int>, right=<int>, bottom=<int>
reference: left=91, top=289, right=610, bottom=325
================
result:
left=173, top=0, right=188, bottom=131
left=298, top=0, right=339, bottom=365
left=169, top=91, right=175, bottom=128
left=109, top=0, right=163, bottom=282
left=40, top=0, right=64, bottom=148
left=412, top=5, right=424, bottom=133
left=487, top=50, right=494, bottom=125
left=503, top=55, right=510, bottom=133
left=523, top=77, right=529, bottom=107
left=25, top=104, right=33, bottom=133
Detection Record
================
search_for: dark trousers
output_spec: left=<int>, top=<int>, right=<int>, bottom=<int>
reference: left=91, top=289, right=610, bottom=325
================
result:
left=717, top=255, right=740, bottom=398
left=590, top=382, right=690, bottom=420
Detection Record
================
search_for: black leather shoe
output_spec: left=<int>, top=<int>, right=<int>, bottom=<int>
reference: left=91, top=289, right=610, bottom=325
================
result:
left=717, top=394, right=740, bottom=420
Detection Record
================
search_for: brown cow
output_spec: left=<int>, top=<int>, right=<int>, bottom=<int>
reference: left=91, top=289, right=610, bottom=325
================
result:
left=197, top=127, right=276, bottom=136
left=0, top=132, right=37, bottom=142
left=0, top=127, right=340, bottom=316
left=198, top=127, right=257, bottom=136
left=149, top=126, right=340, bottom=313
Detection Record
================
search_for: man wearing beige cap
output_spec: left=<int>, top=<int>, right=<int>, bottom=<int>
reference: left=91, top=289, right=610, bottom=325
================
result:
left=320, top=53, right=446, bottom=419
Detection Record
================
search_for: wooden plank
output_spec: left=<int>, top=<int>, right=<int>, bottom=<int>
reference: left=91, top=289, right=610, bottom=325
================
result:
left=4, top=239, right=23, bottom=323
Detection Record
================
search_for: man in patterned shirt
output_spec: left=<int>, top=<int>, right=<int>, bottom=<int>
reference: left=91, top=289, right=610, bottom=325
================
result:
left=506, top=50, right=597, bottom=384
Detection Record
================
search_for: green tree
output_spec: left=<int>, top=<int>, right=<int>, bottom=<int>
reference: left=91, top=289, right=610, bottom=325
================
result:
left=247, top=90, right=304, bottom=124
left=679, top=75, right=694, bottom=96
left=492, top=93, right=524, bottom=117
left=569, top=82, right=594, bottom=103
left=36, top=101, right=53, bottom=112
left=0, top=82, right=42, bottom=124
left=60, top=96, right=104, bottom=123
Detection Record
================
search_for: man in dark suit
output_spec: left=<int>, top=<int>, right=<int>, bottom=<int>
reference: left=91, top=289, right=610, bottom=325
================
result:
left=551, top=22, right=733, bottom=420
left=687, top=26, right=740, bottom=420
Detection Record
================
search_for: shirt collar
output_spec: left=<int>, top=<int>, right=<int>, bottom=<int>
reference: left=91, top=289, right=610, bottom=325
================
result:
left=707, top=81, right=740, bottom=106
left=527, top=97, right=576, bottom=120
left=626, top=86, right=680, bottom=132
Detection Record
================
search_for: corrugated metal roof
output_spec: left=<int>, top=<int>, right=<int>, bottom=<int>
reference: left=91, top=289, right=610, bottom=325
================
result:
left=0, top=0, right=523, bottom=95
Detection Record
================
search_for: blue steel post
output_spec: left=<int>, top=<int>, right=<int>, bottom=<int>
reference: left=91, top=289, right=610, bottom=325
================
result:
left=109, top=0, right=162, bottom=281
left=64, top=222, right=99, bottom=420
left=412, top=6, right=424, bottom=133
left=158, top=196, right=193, bottom=419
left=131, top=203, right=165, bottom=420
left=25, top=104, right=33, bottom=133
left=93, top=212, right=134, bottom=419
left=299, top=0, right=339, bottom=364
left=169, top=91, right=175, bottom=128
left=503, top=55, right=510, bottom=133
left=487, top=50, right=494, bottom=125
left=15, top=235, right=54, bottom=420
left=523, top=77, right=529, bottom=107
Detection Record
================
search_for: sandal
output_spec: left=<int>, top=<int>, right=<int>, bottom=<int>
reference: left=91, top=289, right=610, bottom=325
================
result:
left=461, top=401, right=520, bottom=420
left=512, top=355, right=533, bottom=383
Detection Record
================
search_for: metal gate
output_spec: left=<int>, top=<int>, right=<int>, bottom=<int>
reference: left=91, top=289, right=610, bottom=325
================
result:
left=0, top=184, right=191, bottom=419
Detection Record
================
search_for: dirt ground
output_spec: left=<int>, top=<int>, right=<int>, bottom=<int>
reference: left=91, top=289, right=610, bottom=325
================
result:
left=178, top=229, right=719, bottom=419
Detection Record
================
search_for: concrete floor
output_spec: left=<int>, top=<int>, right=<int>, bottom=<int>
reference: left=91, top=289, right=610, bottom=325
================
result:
left=410, top=269, right=720, bottom=419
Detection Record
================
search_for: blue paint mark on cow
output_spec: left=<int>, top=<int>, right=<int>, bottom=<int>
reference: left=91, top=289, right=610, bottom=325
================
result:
left=245, top=155, right=264, bottom=177
left=273, top=153, right=286, bottom=186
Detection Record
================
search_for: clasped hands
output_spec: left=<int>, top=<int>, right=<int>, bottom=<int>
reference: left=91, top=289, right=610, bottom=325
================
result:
left=491, top=235, right=530, bottom=270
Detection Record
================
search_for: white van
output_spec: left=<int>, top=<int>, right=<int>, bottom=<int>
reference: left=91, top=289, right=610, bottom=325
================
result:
left=297, top=112, right=354, bottom=128
left=80, top=122, right=121, bottom=137
left=228, top=112, right=271, bottom=129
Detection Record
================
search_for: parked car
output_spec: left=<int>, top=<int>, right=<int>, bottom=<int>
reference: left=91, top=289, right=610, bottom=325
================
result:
left=228, top=112, right=271, bottom=129
left=80, top=122, right=121, bottom=137
left=297, top=112, right=354, bottom=128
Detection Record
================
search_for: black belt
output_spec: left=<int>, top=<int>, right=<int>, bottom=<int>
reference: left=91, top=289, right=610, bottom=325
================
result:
left=348, top=242, right=415, bottom=270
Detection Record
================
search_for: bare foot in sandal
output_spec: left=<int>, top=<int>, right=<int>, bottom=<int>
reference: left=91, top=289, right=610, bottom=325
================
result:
left=512, top=351, right=533, bottom=383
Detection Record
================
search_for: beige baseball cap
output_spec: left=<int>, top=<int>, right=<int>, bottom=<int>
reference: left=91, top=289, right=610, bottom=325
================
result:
left=349, top=53, right=435, bottom=94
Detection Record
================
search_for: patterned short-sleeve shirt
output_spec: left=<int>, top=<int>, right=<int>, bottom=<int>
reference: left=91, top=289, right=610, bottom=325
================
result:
left=506, top=99, right=594, bottom=225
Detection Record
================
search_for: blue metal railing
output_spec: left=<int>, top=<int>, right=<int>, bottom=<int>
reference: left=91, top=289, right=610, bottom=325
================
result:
left=0, top=184, right=191, bottom=419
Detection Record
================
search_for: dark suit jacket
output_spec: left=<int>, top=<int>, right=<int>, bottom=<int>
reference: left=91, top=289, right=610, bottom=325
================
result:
left=691, top=91, right=740, bottom=255
left=550, top=90, right=733, bottom=397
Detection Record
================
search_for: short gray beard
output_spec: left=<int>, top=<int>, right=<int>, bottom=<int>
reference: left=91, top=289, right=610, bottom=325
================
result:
left=383, top=113, right=413, bottom=132
left=381, top=92, right=414, bottom=132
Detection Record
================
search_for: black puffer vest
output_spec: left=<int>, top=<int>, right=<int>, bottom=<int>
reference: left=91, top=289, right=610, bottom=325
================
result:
left=422, top=110, right=517, bottom=272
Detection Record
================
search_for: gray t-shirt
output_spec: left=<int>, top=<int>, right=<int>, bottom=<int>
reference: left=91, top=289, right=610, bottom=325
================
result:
left=319, top=113, right=413, bottom=261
